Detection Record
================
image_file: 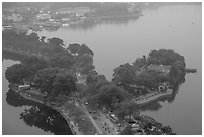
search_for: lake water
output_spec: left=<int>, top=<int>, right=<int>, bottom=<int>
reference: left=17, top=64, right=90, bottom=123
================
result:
left=38, top=4, right=202, bottom=134
left=2, top=4, right=201, bottom=135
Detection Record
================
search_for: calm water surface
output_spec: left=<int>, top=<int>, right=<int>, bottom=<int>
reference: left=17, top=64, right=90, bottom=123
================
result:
left=38, top=4, right=202, bottom=134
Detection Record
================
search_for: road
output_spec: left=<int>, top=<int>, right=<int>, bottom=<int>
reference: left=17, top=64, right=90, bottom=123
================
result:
left=98, top=111, right=118, bottom=135
left=74, top=100, right=118, bottom=135
left=79, top=103, right=103, bottom=134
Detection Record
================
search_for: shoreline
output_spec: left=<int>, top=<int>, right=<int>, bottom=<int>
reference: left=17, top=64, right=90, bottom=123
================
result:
left=133, top=89, right=173, bottom=105
left=10, top=85, right=81, bottom=135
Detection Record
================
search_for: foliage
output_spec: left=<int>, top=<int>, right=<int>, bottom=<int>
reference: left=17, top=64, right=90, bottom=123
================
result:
left=67, top=43, right=95, bottom=74
left=86, top=70, right=106, bottom=85
left=67, top=43, right=80, bottom=55
left=112, top=63, right=135, bottom=85
left=5, top=64, right=25, bottom=84
left=147, top=49, right=186, bottom=85
left=27, top=32, right=40, bottom=41
left=34, top=68, right=77, bottom=97
left=2, top=30, right=68, bottom=58
left=34, top=67, right=59, bottom=95
left=76, top=54, right=95, bottom=74
left=49, top=54, right=76, bottom=69
left=67, top=43, right=94, bottom=57
left=22, top=56, right=49, bottom=81
left=47, top=37, right=65, bottom=46
left=40, top=44, right=67, bottom=57
left=52, top=70, right=77, bottom=96
left=112, top=49, right=186, bottom=90
left=5, top=56, right=49, bottom=84
left=133, top=56, right=147, bottom=70
left=3, top=30, right=44, bottom=53
left=83, top=71, right=109, bottom=98
left=147, top=49, right=185, bottom=66
left=113, top=101, right=133, bottom=120
left=77, top=44, right=94, bottom=57
left=135, top=72, right=167, bottom=89
left=93, top=84, right=130, bottom=110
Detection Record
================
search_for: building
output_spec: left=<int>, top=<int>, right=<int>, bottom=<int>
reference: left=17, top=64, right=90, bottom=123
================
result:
left=158, top=82, right=170, bottom=92
left=2, top=25, right=12, bottom=30
left=148, top=64, right=171, bottom=75
left=36, top=14, right=51, bottom=20
left=3, top=14, right=23, bottom=22
left=57, top=7, right=92, bottom=16
left=18, top=85, right=30, bottom=91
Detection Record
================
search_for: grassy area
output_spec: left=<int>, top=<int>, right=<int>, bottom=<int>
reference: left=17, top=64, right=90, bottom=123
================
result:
left=64, top=102, right=97, bottom=135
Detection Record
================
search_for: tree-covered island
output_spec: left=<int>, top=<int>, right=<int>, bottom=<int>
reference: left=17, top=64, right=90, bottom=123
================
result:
left=4, top=29, right=190, bottom=135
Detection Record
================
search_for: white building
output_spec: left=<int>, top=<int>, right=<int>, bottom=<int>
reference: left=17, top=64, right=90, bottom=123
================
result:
left=36, top=14, right=51, bottom=20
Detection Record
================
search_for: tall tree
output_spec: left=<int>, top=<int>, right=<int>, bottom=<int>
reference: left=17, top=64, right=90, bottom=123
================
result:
left=112, top=63, right=135, bottom=85
left=5, top=64, right=25, bottom=84
left=47, top=37, right=65, bottom=46
left=34, top=68, right=59, bottom=95
left=94, top=84, right=130, bottom=110
left=52, top=70, right=77, bottom=96
left=67, top=43, right=80, bottom=55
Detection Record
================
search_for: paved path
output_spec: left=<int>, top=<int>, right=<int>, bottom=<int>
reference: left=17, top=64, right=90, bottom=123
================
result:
left=80, top=104, right=103, bottom=134
left=99, top=112, right=118, bottom=135
left=133, top=89, right=173, bottom=105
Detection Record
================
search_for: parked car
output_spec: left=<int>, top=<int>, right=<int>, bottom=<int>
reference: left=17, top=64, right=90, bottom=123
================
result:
left=93, top=115, right=97, bottom=119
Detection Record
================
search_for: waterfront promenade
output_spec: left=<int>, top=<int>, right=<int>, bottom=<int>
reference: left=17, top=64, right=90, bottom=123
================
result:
left=10, top=86, right=80, bottom=135
left=133, top=89, right=173, bottom=105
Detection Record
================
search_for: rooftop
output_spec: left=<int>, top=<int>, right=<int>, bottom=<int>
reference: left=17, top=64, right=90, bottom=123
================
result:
left=148, top=64, right=171, bottom=74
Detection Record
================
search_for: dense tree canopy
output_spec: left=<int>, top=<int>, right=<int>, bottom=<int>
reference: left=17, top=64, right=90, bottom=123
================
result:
left=67, top=43, right=94, bottom=57
left=112, top=63, right=135, bottom=85
left=34, top=67, right=59, bottom=95
left=147, top=49, right=185, bottom=66
left=52, top=69, right=77, bottom=96
left=49, top=54, right=76, bottom=69
left=27, top=32, right=40, bottom=41
left=47, top=37, right=65, bottom=46
left=112, top=49, right=186, bottom=89
left=147, top=49, right=186, bottom=85
left=5, top=64, right=25, bottom=84
left=3, top=30, right=44, bottom=53
left=75, top=54, right=95, bottom=74
left=5, top=56, right=49, bottom=84
left=82, top=71, right=109, bottom=98
left=133, top=56, right=147, bottom=71
left=77, top=44, right=94, bottom=57
left=34, top=68, right=77, bottom=97
left=86, top=70, right=106, bottom=85
left=67, top=43, right=80, bottom=56
left=92, top=84, right=131, bottom=110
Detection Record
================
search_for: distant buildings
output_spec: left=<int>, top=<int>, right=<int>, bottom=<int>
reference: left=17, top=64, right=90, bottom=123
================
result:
left=3, top=14, right=23, bottom=22
left=36, top=14, right=51, bottom=20
left=57, top=7, right=94, bottom=17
